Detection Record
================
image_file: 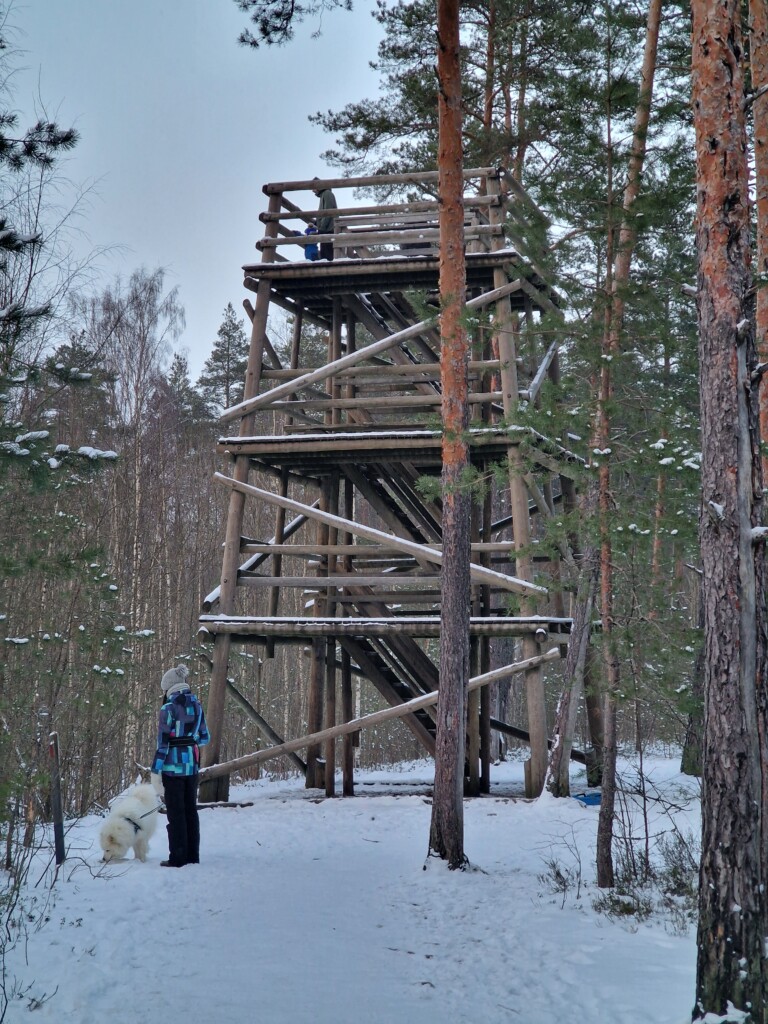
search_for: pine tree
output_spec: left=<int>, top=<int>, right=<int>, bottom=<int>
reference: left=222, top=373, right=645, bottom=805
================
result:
left=234, top=0, right=351, bottom=47
left=196, top=303, right=249, bottom=413
left=0, top=15, right=78, bottom=409
left=166, top=352, right=210, bottom=425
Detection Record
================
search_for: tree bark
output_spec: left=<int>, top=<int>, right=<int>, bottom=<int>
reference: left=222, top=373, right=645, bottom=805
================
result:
left=429, top=0, right=470, bottom=869
left=750, top=0, right=768, bottom=481
left=692, top=0, right=768, bottom=1017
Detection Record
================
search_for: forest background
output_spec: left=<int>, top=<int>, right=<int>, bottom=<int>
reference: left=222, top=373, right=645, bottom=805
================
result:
left=2, top=0, right=702, bottom=834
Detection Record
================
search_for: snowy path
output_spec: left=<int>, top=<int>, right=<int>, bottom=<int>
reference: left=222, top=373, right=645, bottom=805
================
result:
left=3, top=759, right=697, bottom=1024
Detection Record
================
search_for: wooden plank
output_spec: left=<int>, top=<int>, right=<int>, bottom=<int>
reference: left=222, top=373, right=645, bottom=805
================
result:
left=213, top=472, right=547, bottom=597
left=326, top=592, right=442, bottom=604
left=199, top=648, right=562, bottom=780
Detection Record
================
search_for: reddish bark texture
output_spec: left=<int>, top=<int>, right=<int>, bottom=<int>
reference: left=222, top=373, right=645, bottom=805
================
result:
left=429, top=0, right=470, bottom=869
left=692, top=0, right=768, bottom=1018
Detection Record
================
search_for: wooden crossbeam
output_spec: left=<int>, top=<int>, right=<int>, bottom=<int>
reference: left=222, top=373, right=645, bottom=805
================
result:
left=261, top=167, right=497, bottom=194
left=198, top=616, right=570, bottom=638
left=238, top=542, right=518, bottom=555
left=238, top=573, right=443, bottom=587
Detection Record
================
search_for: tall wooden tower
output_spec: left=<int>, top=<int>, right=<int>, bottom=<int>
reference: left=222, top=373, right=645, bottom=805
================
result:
left=198, top=167, right=579, bottom=802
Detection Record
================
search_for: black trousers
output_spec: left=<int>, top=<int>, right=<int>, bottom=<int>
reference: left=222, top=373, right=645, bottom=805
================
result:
left=162, top=774, right=200, bottom=865
left=319, top=241, right=334, bottom=261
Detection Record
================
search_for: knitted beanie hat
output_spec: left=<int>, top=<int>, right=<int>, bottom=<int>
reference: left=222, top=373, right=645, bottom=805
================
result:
left=161, top=664, right=189, bottom=694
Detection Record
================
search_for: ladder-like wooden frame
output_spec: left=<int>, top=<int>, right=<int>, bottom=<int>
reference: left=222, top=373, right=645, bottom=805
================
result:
left=198, top=167, right=580, bottom=801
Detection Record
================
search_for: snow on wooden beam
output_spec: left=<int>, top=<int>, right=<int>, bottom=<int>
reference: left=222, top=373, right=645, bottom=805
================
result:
left=212, top=472, right=548, bottom=598
left=199, top=647, right=562, bottom=780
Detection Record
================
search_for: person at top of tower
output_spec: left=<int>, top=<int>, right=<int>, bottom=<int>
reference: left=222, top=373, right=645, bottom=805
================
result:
left=312, top=178, right=337, bottom=261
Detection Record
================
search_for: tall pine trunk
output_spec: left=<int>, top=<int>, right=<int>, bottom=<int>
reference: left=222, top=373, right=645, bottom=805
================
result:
left=429, top=0, right=470, bottom=869
left=691, top=0, right=768, bottom=1016
left=595, top=0, right=662, bottom=887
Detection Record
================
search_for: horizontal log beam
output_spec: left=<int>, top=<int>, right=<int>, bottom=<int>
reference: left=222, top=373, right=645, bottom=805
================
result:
left=238, top=541, right=518, bottom=555
left=238, top=573, right=442, bottom=587
left=202, top=502, right=319, bottom=611
left=259, top=360, right=504, bottom=381
left=259, top=197, right=497, bottom=222
left=257, top=224, right=502, bottom=250
left=199, top=647, right=562, bottom=780
left=198, top=616, right=570, bottom=638
left=268, top=392, right=504, bottom=412
left=262, top=167, right=497, bottom=194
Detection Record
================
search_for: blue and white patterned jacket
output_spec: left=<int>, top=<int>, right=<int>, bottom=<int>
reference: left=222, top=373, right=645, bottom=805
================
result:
left=151, top=688, right=210, bottom=776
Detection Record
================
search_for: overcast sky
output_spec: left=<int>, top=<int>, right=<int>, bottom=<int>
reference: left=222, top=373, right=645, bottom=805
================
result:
left=13, top=0, right=382, bottom=378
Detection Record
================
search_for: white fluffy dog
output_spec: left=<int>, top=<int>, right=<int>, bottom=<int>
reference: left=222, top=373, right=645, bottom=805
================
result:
left=99, top=783, right=160, bottom=862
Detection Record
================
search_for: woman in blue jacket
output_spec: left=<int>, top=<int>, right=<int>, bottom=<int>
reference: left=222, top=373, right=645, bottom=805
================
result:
left=151, top=665, right=210, bottom=867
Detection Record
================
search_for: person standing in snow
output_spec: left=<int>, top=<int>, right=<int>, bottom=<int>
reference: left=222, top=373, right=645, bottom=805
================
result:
left=313, top=179, right=337, bottom=261
left=151, top=665, right=210, bottom=867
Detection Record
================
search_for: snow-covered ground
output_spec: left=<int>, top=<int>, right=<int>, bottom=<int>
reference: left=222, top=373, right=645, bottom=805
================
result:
left=2, top=754, right=699, bottom=1024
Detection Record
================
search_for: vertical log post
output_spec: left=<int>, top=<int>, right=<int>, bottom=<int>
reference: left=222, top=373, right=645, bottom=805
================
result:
left=48, top=732, right=65, bottom=866
left=199, top=190, right=281, bottom=802
left=487, top=169, right=548, bottom=796
left=342, top=314, right=356, bottom=796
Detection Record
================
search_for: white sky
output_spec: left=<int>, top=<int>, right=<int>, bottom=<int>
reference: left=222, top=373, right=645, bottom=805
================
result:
left=13, top=0, right=383, bottom=378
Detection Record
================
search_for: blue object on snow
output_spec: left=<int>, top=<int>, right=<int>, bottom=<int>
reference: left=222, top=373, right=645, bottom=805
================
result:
left=572, top=792, right=601, bottom=806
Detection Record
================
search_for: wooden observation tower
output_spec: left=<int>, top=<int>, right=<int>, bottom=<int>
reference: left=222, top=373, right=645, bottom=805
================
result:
left=198, top=167, right=579, bottom=802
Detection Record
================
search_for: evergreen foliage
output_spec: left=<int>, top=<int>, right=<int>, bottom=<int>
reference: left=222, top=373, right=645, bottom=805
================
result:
left=0, top=13, right=78, bottom=407
left=196, top=302, right=249, bottom=413
left=233, top=0, right=352, bottom=47
left=308, top=0, right=700, bottom=748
